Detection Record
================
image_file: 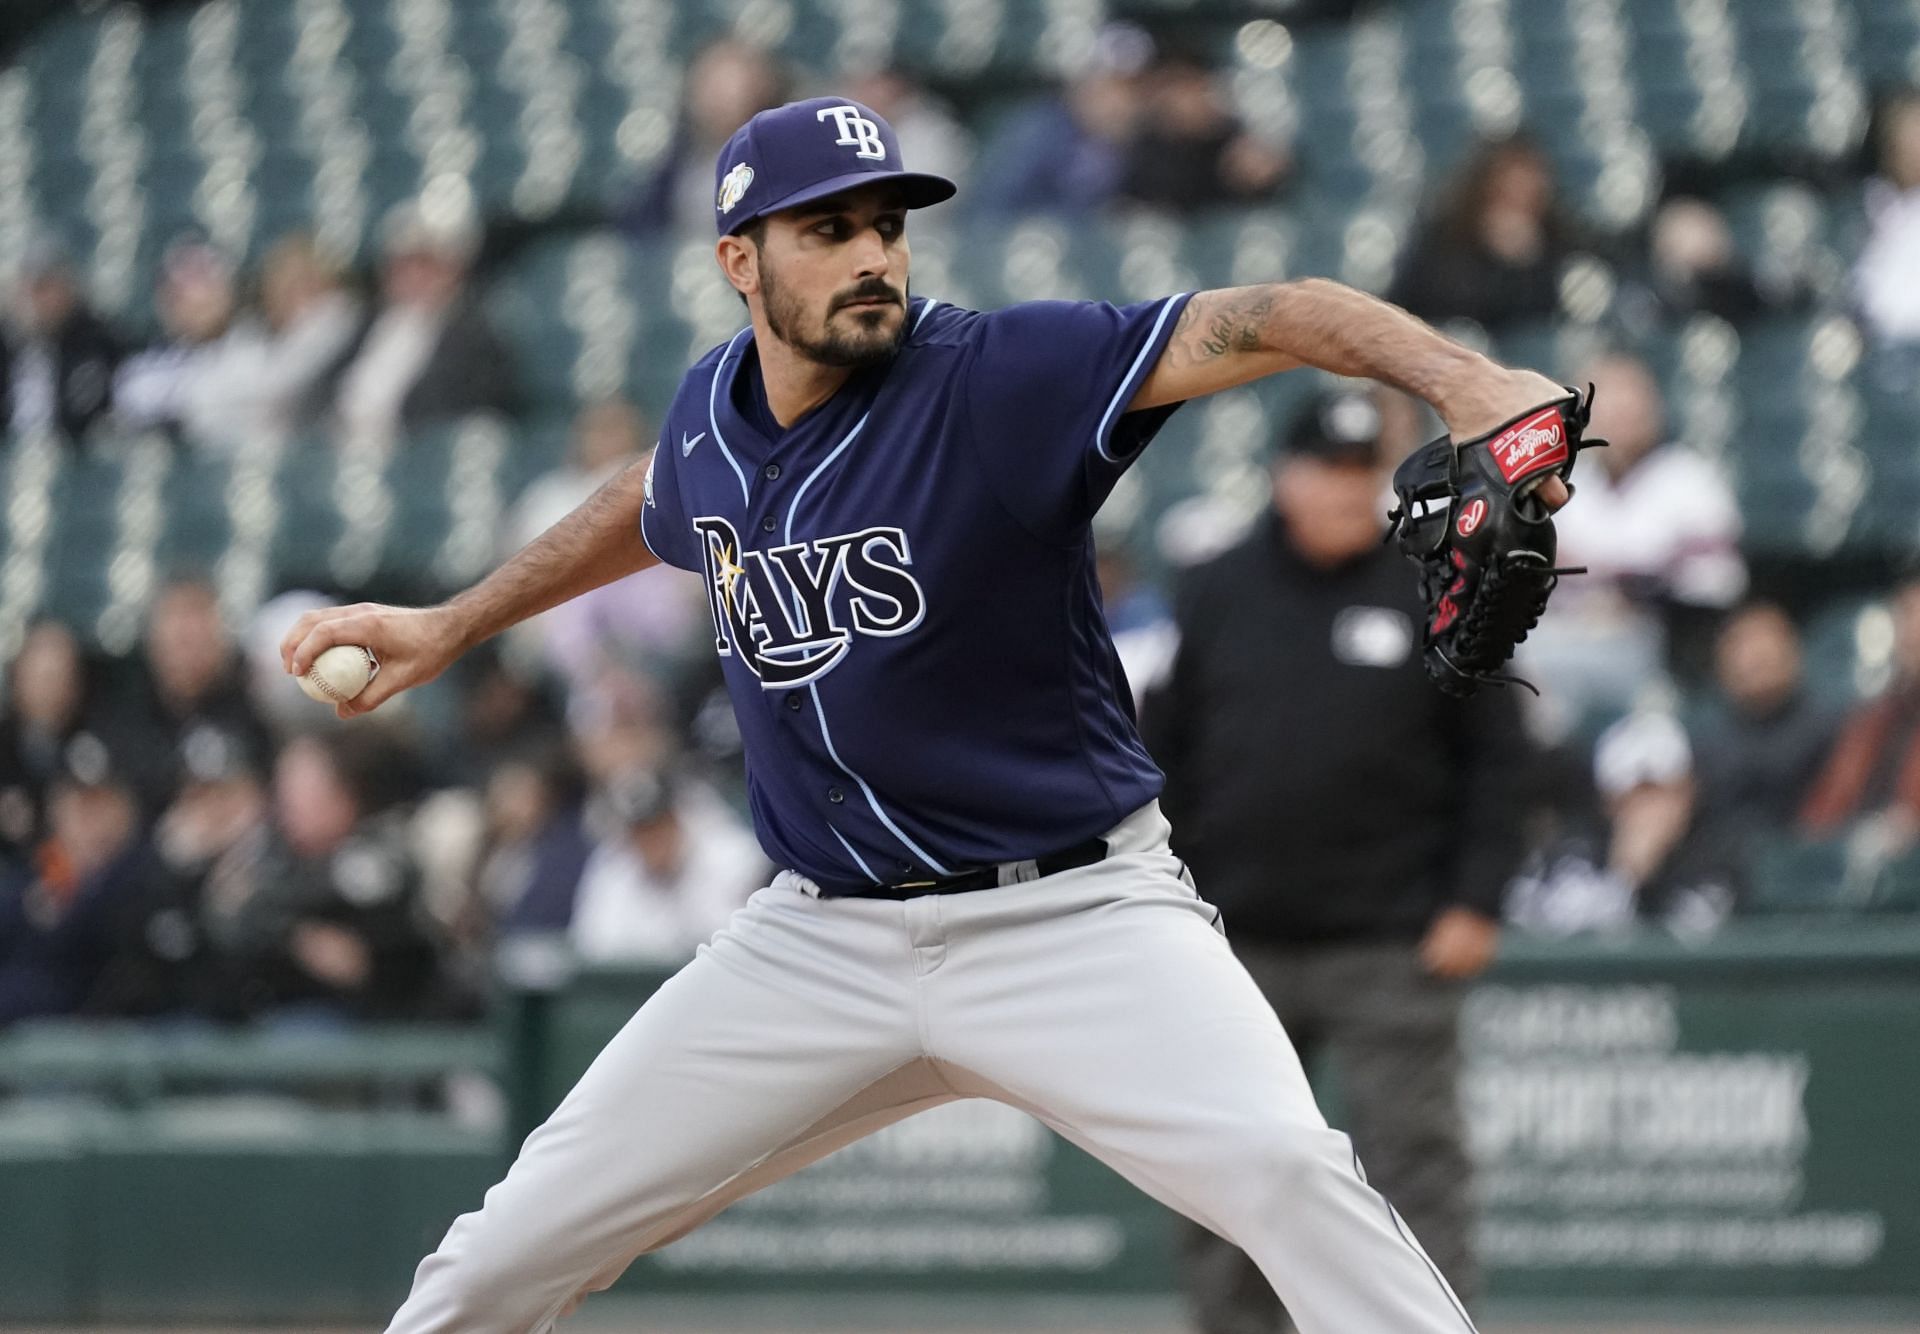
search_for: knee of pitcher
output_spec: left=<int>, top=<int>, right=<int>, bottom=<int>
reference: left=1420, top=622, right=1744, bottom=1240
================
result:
left=1220, top=1121, right=1370, bottom=1218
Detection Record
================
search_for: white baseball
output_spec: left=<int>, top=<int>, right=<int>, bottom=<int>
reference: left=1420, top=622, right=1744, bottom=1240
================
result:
left=299, top=645, right=379, bottom=705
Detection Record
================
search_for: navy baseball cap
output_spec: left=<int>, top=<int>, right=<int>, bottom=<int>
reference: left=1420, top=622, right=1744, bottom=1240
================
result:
left=714, top=96, right=957, bottom=236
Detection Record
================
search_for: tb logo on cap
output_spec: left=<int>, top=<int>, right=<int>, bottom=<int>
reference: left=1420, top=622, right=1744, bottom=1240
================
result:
left=817, top=105, right=886, bottom=161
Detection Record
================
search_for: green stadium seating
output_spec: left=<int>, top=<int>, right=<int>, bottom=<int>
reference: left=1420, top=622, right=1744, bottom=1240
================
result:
left=0, top=0, right=1912, bottom=649
left=1744, top=834, right=1858, bottom=913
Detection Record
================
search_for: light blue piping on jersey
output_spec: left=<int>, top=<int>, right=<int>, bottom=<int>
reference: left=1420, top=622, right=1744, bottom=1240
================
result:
left=1092, top=293, right=1186, bottom=463
left=784, top=411, right=955, bottom=880
left=911, top=298, right=940, bottom=332
left=827, top=823, right=879, bottom=882
left=707, top=329, right=755, bottom=503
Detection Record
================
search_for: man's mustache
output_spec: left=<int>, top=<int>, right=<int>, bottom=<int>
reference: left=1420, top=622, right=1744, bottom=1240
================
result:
left=833, top=281, right=903, bottom=312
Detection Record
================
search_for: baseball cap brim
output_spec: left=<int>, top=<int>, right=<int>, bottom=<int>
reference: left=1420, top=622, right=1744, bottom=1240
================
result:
left=725, top=170, right=957, bottom=235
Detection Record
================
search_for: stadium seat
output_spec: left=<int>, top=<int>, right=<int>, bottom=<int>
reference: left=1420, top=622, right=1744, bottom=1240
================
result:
left=1743, top=834, right=1857, bottom=914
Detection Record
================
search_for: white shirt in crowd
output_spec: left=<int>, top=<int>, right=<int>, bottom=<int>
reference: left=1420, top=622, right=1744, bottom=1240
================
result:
left=7, top=342, right=58, bottom=434
left=1518, top=443, right=1746, bottom=735
left=113, top=296, right=362, bottom=452
left=115, top=323, right=271, bottom=452
left=1551, top=444, right=1748, bottom=610
left=567, top=787, right=768, bottom=965
left=1855, top=180, right=1920, bottom=342
left=335, top=303, right=444, bottom=439
left=254, top=290, right=361, bottom=437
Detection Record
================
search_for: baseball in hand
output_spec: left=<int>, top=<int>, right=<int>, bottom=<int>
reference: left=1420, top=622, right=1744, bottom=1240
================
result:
left=298, top=645, right=379, bottom=705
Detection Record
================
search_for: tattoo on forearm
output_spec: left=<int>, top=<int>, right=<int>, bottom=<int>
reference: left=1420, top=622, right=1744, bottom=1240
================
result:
left=1136, top=278, right=1488, bottom=419
left=1172, top=287, right=1279, bottom=363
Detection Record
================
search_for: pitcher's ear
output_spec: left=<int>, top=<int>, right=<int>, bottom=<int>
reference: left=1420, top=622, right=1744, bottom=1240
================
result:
left=715, top=233, right=761, bottom=300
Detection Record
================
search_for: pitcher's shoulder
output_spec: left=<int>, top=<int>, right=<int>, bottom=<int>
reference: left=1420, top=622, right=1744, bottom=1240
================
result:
left=902, top=297, right=984, bottom=350
left=684, top=327, right=752, bottom=383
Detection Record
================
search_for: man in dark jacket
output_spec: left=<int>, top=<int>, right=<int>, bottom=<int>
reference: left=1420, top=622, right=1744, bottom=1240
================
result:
left=1143, top=390, right=1533, bottom=1334
left=1, top=238, right=123, bottom=445
left=0, top=734, right=158, bottom=1024
left=1691, top=601, right=1836, bottom=841
left=109, top=577, right=274, bottom=813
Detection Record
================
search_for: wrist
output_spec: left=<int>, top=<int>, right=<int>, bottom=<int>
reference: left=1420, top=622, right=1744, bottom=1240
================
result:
left=437, top=595, right=491, bottom=655
left=1425, top=352, right=1511, bottom=437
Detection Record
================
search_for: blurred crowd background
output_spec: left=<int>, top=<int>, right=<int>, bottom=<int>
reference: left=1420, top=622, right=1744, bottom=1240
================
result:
left=0, top=0, right=1917, bottom=1032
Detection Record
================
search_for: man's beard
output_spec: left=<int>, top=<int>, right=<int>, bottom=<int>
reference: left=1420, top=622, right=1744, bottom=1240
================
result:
left=762, top=265, right=907, bottom=368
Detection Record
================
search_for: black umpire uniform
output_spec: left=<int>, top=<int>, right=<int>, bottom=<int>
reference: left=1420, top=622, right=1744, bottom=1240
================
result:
left=1143, top=391, right=1533, bottom=1334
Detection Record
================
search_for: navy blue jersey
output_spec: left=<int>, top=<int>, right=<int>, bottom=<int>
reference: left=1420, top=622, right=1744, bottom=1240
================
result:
left=641, top=293, right=1193, bottom=892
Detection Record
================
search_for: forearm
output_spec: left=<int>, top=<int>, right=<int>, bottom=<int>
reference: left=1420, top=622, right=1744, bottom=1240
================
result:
left=444, top=455, right=659, bottom=649
left=1247, top=279, right=1489, bottom=413
left=1132, top=279, right=1550, bottom=439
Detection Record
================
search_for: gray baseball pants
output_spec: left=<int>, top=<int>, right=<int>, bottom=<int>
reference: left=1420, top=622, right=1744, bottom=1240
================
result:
left=385, top=802, right=1476, bottom=1334
left=1181, top=941, right=1477, bottom=1334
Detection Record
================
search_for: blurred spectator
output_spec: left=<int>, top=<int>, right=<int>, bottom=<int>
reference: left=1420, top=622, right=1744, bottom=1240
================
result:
left=1624, top=196, right=1788, bottom=329
left=1507, top=711, right=1738, bottom=937
left=0, top=734, right=158, bottom=1024
left=508, top=399, right=651, bottom=548
left=970, top=23, right=1153, bottom=218
left=843, top=68, right=973, bottom=203
left=94, top=724, right=269, bottom=1017
left=435, top=644, right=569, bottom=788
left=114, top=236, right=271, bottom=451
left=1146, top=391, right=1530, bottom=1329
left=198, top=729, right=440, bottom=1024
left=1692, top=603, right=1837, bottom=843
left=1854, top=89, right=1920, bottom=343
left=0, top=236, right=123, bottom=444
left=505, top=399, right=705, bottom=692
left=483, top=747, right=593, bottom=936
left=1518, top=352, right=1746, bottom=734
left=327, top=196, right=516, bottom=442
left=567, top=663, right=684, bottom=787
left=1118, top=47, right=1290, bottom=213
left=568, top=767, right=766, bottom=964
left=0, top=621, right=99, bottom=864
left=620, top=40, right=791, bottom=237
left=253, top=232, right=362, bottom=438
left=1803, top=577, right=1920, bottom=846
left=1389, top=135, right=1582, bottom=329
left=114, top=577, right=273, bottom=811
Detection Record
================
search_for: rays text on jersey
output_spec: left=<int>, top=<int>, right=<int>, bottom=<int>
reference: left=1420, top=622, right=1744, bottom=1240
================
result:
left=693, top=516, right=926, bottom=688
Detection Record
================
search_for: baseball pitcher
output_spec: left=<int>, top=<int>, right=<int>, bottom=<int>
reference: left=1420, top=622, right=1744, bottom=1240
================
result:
left=283, top=97, right=1588, bottom=1333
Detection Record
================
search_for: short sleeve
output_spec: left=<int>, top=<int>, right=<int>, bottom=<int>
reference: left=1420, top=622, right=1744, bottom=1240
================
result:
left=637, top=436, right=700, bottom=572
left=964, top=294, right=1193, bottom=540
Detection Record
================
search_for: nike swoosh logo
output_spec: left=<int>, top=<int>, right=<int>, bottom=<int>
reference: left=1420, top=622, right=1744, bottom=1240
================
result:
left=681, top=431, right=705, bottom=457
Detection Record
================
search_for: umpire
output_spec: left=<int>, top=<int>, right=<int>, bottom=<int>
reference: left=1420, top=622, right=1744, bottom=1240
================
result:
left=1143, top=390, right=1532, bottom=1334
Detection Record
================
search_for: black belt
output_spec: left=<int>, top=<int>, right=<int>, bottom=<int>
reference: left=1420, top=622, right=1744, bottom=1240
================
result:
left=819, top=836, right=1110, bottom=900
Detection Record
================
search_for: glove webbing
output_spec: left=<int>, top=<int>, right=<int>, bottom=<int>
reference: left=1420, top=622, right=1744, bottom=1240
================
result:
left=1422, top=549, right=1587, bottom=696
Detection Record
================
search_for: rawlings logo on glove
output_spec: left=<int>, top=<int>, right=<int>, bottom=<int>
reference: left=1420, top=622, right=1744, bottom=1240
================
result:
left=1384, top=388, right=1601, bottom=697
left=1488, top=409, right=1570, bottom=483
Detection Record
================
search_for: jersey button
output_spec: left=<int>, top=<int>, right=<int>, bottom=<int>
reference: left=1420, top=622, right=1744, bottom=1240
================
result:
left=827, top=787, right=845, bottom=804
left=760, top=515, right=777, bottom=532
left=764, top=463, right=781, bottom=480
left=785, top=694, right=802, bottom=712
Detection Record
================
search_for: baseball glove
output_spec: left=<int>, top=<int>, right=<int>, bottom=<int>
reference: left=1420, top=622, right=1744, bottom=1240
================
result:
left=1385, top=388, right=1600, bottom=697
